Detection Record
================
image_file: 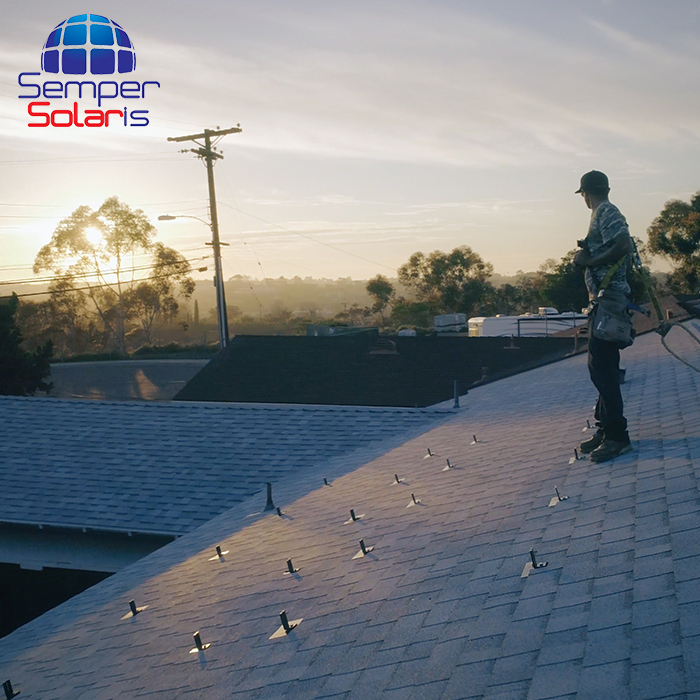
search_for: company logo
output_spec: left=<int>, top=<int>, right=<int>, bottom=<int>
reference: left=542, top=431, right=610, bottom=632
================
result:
left=42, top=14, right=136, bottom=75
left=19, top=14, right=159, bottom=128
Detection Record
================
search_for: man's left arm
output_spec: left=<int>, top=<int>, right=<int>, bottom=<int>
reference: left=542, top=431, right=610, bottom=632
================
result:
left=574, top=206, right=633, bottom=267
left=574, top=232, right=632, bottom=267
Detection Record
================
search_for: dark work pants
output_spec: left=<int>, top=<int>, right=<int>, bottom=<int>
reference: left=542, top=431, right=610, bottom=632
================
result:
left=588, top=328, right=628, bottom=443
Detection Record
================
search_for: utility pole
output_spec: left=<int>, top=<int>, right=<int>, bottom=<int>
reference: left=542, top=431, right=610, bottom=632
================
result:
left=167, top=126, right=241, bottom=349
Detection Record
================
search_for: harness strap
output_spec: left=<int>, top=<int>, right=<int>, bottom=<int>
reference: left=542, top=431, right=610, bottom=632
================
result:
left=598, top=254, right=627, bottom=292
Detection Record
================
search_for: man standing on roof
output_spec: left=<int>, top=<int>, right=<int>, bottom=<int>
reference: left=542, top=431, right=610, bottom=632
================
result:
left=573, top=170, right=633, bottom=463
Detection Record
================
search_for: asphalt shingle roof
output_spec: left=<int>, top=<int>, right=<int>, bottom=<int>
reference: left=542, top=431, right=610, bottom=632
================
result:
left=2, top=321, right=700, bottom=698
left=0, top=398, right=452, bottom=536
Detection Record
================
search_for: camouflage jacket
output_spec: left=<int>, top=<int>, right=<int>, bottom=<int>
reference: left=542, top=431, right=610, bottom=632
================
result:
left=584, top=200, right=631, bottom=299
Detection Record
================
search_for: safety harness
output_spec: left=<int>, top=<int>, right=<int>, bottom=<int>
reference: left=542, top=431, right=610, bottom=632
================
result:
left=620, top=245, right=700, bottom=373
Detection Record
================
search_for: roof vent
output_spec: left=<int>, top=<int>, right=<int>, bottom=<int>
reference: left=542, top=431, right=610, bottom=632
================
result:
left=369, top=339, right=399, bottom=355
left=264, top=482, right=276, bottom=511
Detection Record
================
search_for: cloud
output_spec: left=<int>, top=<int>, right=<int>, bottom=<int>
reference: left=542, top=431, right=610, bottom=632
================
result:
left=4, top=5, right=700, bottom=164
left=128, top=4, right=700, bottom=170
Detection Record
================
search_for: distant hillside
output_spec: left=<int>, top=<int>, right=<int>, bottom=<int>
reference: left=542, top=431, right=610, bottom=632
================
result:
left=5, top=270, right=671, bottom=321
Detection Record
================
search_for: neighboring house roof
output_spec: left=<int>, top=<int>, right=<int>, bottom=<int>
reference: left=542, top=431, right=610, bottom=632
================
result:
left=173, top=334, right=576, bottom=406
left=2, top=322, right=700, bottom=698
left=0, top=397, right=452, bottom=536
left=47, top=359, right=209, bottom=401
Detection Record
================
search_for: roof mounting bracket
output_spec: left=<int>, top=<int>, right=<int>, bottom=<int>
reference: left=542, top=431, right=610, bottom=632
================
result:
left=345, top=509, right=365, bottom=524
left=3, top=679, right=20, bottom=699
left=270, top=610, right=302, bottom=639
left=522, top=549, right=548, bottom=577
left=569, top=449, right=585, bottom=464
left=284, top=558, right=300, bottom=575
left=353, top=538, right=374, bottom=559
left=548, top=486, right=569, bottom=507
left=121, top=599, right=148, bottom=619
left=407, top=493, right=422, bottom=508
left=189, top=631, right=211, bottom=653
left=209, top=545, right=229, bottom=561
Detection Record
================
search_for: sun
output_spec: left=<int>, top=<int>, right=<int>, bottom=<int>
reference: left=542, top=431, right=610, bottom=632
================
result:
left=84, top=227, right=103, bottom=247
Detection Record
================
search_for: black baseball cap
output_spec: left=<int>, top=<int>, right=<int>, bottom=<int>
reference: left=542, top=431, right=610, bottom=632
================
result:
left=575, top=170, right=609, bottom=194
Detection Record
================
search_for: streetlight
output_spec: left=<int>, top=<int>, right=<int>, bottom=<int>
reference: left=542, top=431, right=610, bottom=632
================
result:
left=158, top=214, right=230, bottom=349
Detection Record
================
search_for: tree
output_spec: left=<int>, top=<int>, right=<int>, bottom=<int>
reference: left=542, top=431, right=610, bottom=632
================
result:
left=0, top=294, right=53, bottom=396
left=537, top=251, right=589, bottom=313
left=333, top=303, right=372, bottom=326
left=130, top=243, right=196, bottom=344
left=366, top=275, right=395, bottom=325
left=647, top=192, right=700, bottom=293
left=33, top=197, right=195, bottom=355
left=530, top=239, right=651, bottom=315
left=397, top=246, right=494, bottom=316
left=390, top=299, right=437, bottom=329
left=481, top=274, right=546, bottom=316
left=16, top=281, right=100, bottom=357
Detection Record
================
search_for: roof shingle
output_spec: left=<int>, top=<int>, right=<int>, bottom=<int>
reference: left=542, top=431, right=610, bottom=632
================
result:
left=2, top=322, right=700, bottom=698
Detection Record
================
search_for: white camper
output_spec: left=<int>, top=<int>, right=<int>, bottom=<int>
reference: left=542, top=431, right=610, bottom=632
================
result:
left=468, top=308, right=588, bottom=337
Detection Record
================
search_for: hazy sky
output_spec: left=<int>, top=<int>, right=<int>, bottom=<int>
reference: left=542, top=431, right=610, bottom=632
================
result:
left=2, top=0, right=700, bottom=287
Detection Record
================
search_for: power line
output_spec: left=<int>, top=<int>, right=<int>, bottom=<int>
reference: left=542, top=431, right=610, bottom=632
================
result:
left=0, top=203, right=63, bottom=208
left=0, top=199, right=206, bottom=208
left=0, top=153, right=181, bottom=165
left=0, top=256, right=208, bottom=287
left=0, top=247, right=211, bottom=278
left=219, top=254, right=267, bottom=317
left=2, top=265, right=206, bottom=300
left=218, top=201, right=397, bottom=272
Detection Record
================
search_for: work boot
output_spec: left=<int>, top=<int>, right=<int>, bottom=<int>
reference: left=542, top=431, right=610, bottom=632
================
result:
left=590, top=438, right=632, bottom=463
left=580, top=430, right=604, bottom=454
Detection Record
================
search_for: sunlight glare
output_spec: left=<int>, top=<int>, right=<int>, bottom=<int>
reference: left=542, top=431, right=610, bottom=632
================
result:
left=84, top=227, right=103, bottom=247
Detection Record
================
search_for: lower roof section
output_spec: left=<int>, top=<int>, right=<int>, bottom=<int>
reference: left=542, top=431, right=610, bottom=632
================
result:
left=0, top=397, right=452, bottom=537
left=0, top=522, right=173, bottom=573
